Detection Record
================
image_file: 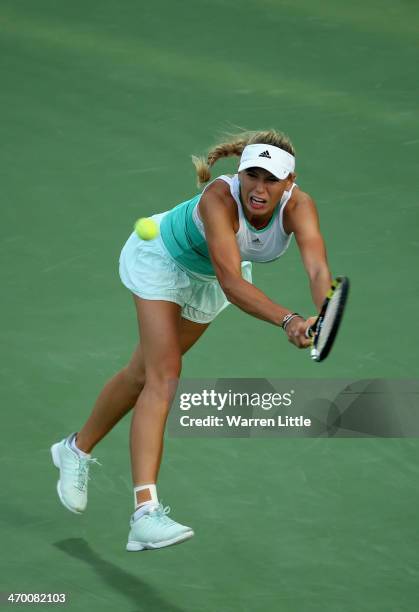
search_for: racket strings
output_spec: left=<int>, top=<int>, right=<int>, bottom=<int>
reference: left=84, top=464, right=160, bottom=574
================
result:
left=316, top=287, right=342, bottom=352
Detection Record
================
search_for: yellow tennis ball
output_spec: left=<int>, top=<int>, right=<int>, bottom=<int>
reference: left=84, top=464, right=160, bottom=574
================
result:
left=134, top=217, right=159, bottom=241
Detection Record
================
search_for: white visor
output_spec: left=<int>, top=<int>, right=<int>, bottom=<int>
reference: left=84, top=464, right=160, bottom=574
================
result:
left=238, top=144, right=295, bottom=180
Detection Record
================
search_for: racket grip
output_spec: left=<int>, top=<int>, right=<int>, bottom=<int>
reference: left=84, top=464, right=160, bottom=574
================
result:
left=305, top=325, right=315, bottom=339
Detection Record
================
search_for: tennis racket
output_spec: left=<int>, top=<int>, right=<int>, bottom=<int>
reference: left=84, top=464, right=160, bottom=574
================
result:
left=306, top=276, right=350, bottom=362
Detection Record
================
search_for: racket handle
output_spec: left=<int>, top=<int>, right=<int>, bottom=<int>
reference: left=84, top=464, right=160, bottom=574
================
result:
left=305, top=325, right=315, bottom=339
left=310, top=347, right=320, bottom=360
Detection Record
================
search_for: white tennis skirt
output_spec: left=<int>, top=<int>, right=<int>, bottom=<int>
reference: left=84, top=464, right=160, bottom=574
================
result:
left=119, top=212, right=253, bottom=324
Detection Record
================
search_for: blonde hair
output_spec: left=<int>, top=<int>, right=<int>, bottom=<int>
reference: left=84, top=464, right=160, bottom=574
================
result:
left=191, top=129, right=295, bottom=187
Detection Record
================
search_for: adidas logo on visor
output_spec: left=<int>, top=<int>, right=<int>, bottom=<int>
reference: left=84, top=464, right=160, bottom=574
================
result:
left=258, top=150, right=271, bottom=159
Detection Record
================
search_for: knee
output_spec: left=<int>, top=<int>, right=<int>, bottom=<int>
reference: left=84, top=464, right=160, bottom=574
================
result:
left=146, top=356, right=182, bottom=384
left=121, top=364, right=145, bottom=393
left=144, top=357, right=182, bottom=397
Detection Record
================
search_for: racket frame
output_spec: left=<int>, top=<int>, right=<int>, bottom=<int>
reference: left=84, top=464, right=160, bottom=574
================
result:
left=308, top=276, right=350, bottom=362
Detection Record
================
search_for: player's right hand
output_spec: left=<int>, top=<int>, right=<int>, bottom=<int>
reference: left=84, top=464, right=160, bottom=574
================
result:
left=285, top=316, right=317, bottom=349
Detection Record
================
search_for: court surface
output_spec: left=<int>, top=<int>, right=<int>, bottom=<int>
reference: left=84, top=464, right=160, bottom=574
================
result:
left=1, top=1, right=419, bottom=610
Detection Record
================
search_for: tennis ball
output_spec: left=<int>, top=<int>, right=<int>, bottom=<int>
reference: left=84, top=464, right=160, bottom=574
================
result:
left=134, top=217, right=159, bottom=241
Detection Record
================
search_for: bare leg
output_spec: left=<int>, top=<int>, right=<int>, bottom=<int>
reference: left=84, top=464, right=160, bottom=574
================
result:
left=75, top=350, right=145, bottom=453
left=130, top=298, right=183, bottom=488
left=76, top=297, right=209, bottom=454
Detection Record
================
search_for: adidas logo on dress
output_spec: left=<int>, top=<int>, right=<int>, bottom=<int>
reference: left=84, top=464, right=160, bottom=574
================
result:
left=258, top=150, right=271, bottom=159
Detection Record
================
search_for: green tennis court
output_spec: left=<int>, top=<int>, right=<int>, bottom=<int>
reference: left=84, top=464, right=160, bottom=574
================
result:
left=1, top=1, right=419, bottom=610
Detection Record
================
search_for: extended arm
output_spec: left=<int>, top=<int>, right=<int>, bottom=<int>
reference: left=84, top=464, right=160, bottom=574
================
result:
left=285, top=192, right=332, bottom=311
left=199, top=182, right=311, bottom=347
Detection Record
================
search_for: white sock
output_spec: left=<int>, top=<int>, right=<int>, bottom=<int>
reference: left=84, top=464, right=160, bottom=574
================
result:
left=133, top=484, right=159, bottom=519
left=69, top=433, right=90, bottom=458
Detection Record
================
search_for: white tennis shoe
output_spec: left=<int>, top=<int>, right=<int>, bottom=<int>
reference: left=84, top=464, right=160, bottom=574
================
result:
left=126, top=504, right=194, bottom=551
left=50, top=434, right=99, bottom=514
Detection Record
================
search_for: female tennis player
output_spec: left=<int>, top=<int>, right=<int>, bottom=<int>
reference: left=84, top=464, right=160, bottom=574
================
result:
left=51, top=129, right=332, bottom=551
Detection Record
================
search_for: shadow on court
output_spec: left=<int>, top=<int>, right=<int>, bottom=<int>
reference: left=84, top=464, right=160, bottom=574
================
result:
left=54, top=538, right=185, bottom=612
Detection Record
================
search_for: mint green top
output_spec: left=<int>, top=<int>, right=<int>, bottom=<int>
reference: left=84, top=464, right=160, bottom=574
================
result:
left=160, top=174, right=294, bottom=277
left=160, top=194, right=215, bottom=275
